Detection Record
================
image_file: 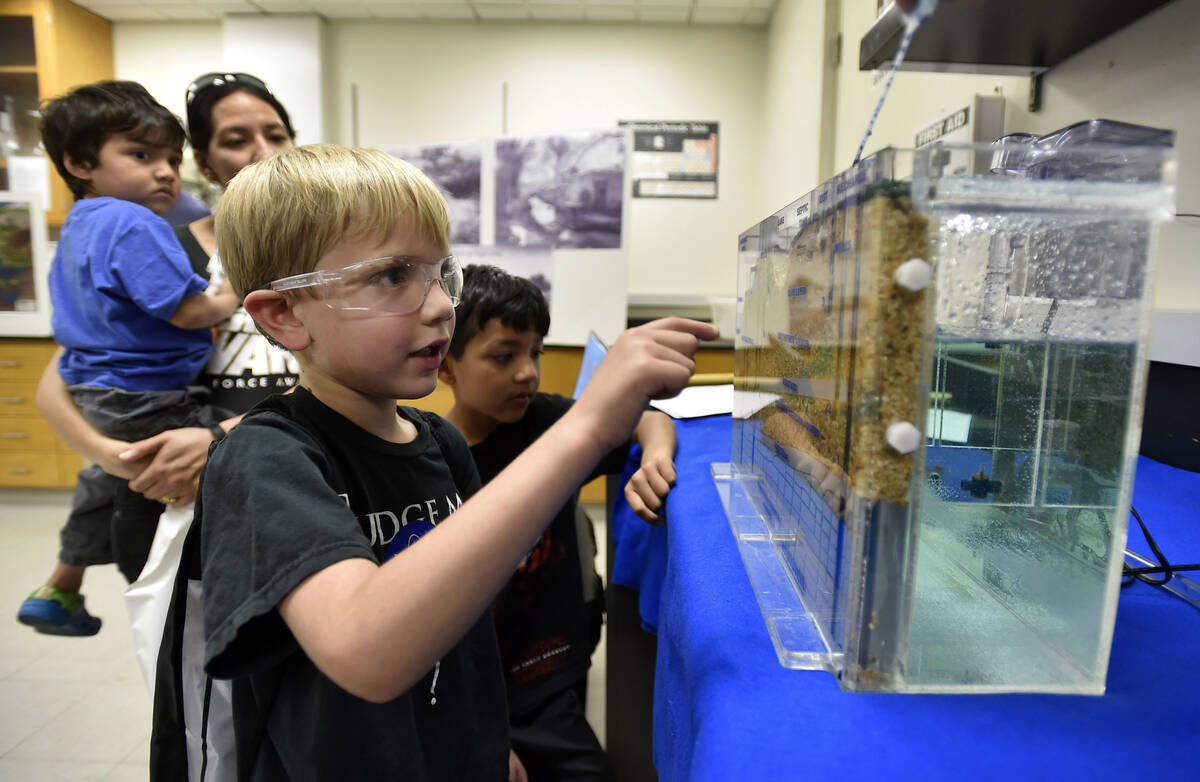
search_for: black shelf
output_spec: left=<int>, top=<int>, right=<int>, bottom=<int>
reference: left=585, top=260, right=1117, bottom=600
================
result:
left=860, top=0, right=1175, bottom=75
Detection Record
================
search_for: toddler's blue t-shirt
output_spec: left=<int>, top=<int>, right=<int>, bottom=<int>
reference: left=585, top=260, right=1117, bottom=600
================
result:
left=50, top=197, right=212, bottom=391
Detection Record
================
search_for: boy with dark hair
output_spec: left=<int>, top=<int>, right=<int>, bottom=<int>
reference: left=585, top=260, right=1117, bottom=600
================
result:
left=149, top=144, right=715, bottom=780
left=438, top=264, right=679, bottom=780
left=17, top=80, right=238, bottom=636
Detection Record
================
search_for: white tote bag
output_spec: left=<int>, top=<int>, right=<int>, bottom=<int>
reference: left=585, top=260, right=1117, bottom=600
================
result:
left=125, top=501, right=195, bottom=693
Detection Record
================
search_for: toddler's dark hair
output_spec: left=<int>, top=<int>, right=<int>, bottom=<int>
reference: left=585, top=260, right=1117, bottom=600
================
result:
left=448, top=264, right=551, bottom=359
left=39, top=80, right=187, bottom=200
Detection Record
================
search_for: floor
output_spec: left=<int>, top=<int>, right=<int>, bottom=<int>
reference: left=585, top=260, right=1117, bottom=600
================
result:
left=0, top=489, right=608, bottom=781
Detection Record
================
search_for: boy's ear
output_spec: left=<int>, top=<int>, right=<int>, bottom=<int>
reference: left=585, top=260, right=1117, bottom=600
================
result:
left=243, top=289, right=311, bottom=352
left=437, top=355, right=458, bottom=386
left=62, top=154, right=94, bottom=182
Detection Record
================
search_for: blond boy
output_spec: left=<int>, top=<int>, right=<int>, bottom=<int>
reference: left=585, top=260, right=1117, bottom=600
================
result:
left=153, top=145, right=715, bottom=780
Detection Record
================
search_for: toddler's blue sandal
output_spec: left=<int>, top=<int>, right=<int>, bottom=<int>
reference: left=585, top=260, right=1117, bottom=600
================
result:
left=17, top=586, right=102, bottom=636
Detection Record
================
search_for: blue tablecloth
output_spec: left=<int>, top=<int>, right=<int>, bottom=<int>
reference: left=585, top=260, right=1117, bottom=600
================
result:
left=609, top=415, right=1200, bottom=782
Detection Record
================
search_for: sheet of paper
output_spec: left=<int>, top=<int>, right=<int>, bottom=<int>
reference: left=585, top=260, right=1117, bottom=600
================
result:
left=650, top=384, right=733, bottom=419
left=732, top=390, right=781, bottom=419
left=6, top=156, right=52, bottom=210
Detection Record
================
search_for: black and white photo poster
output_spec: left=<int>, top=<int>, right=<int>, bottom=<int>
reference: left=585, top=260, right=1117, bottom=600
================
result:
left=494, top=131, right=625, bottom=250
left=387, top=141, right=482, bottom=245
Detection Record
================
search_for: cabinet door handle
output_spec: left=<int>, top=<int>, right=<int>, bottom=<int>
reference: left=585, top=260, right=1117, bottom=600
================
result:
left=0, top=397, right=26, bottom=404
left=1, top=432, right=31, bottom=439
left=7, top=467, right=33, bottom=475
left=0, top=361, right=21, bottom=368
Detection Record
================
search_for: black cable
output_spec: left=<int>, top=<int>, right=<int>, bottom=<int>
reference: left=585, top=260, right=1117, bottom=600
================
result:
left=1176, top=213, right=1200, bottom=219
left=1121, top=505, right=1200, bottom=587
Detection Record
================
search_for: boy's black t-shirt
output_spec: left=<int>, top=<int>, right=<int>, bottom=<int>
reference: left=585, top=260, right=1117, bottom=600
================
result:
left=469, top=392, right=631, bottom=715
left=198, top=386, right=508, bottom=781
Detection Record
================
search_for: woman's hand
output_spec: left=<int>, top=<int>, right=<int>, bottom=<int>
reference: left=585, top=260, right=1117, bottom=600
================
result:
left=120, top=427, right=219, bottom=505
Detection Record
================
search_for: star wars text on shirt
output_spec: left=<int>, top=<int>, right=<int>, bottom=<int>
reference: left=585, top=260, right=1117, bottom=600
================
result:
left=206, top=309, right=300, bottom=389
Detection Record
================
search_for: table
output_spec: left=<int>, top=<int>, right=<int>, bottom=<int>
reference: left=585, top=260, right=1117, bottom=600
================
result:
left=608, top=415, right=1200, bottom=782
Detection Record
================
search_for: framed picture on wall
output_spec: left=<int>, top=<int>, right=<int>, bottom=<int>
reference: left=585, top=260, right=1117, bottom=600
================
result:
left=619, top=120, right=718, bottom=199
left=0, top=192, right=52, bottom=336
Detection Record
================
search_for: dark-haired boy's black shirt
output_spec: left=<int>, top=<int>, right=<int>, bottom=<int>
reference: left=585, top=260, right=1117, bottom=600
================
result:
left=468, top=392, right=631, bottom=715
left=198, top=387, right=508, bottom=781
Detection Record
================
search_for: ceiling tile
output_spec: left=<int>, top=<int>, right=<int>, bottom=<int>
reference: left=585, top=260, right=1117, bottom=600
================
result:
left=308, top=2, right=373, bottom=16
left=157, top=6, right=221, bottom=18
left=690, top=6, right=743, bottom=22
left=473, top=3, right=531, bottom=17
left=202, top=2, right=266, bottom=11
left=368, top=3, right=425, bottom=16
left=583, top=5, right=636, bottom=20
left=252, top=1, right=315, bottom=10
left=68, top=1, right=126, bottom=10
left=529, top=4, right=586, bottom=19
left=75, top=0, right=779, bottom=25
left=419, top=3, right=477, bottom=18
left=637, top=6, right=688, bottom=22
left=88, top=5, right=168, bottom=19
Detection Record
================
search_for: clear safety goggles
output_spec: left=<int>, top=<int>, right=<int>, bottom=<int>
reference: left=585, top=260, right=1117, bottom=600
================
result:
left=268, top=254, right=463, bottom=316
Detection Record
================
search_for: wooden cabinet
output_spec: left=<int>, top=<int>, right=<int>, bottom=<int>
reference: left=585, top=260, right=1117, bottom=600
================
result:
left=0, top=337, right=82, bottom=487
left=0, top=0, right=113, bottom=226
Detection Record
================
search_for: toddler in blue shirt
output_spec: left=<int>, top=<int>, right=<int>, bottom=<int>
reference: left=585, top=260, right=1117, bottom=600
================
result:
left=18, top=81, right=237, bottom=636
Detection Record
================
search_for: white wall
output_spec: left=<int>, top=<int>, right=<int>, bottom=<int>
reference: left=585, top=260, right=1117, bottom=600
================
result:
left=114, top=19, right=325, bottom=146
left=326, top=22, right=765, bottom=300
left=113, top=22, right=221, bottom=125
left=114, top=19, right=766, bottom=301
left=759, top=0, right=834, bottom=216
left=222, top=15, right=326, bottom=146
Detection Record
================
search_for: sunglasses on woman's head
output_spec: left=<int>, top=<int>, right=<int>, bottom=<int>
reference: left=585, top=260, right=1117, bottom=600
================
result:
left=185, top=72, right=272, bottom=106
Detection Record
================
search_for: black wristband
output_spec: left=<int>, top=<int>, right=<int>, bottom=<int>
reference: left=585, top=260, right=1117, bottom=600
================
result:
left=209, top=423, right=227, bottom=442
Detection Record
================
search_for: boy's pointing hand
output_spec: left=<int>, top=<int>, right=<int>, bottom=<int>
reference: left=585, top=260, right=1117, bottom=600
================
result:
left=576, top=318, right=719, bottom=452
